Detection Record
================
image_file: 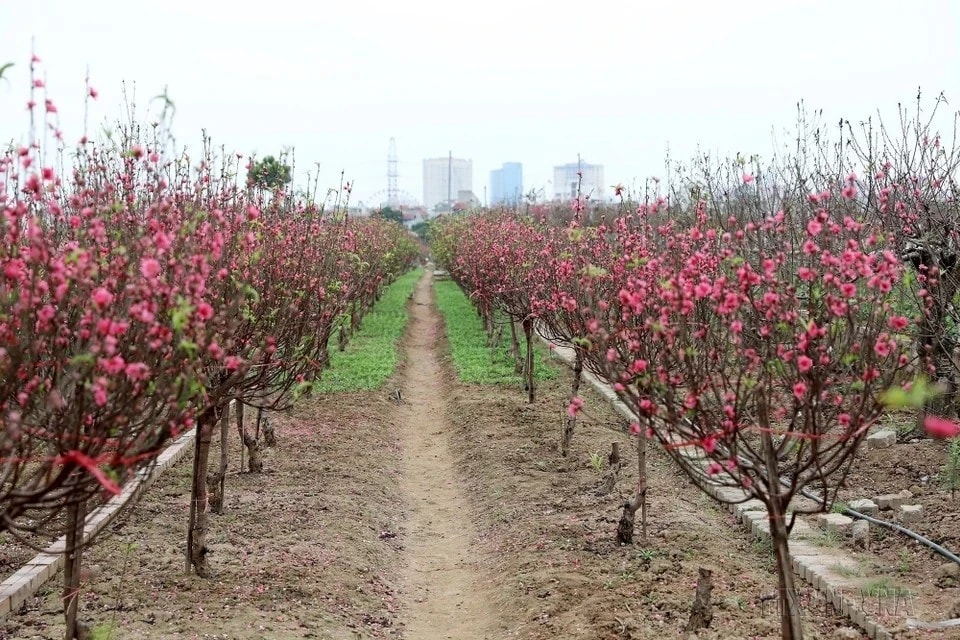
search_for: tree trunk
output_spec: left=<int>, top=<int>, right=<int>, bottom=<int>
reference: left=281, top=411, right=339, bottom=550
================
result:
left=62, top=496, right=87, bottom=640
left=213, top=403, right=229, bottom=515
left=488, top=321, right=503, bottom=349
left=509, top=320, right=523, bottom=373
left=638, top=424, right=648, bottom=540
left=522, top=316, right=535, bottom=403
left=617, top=432, right=648, bottom=544
left=262, top=411, right=276, bottom=447
left=684, top=567, right=714, bottom=634
left=244, top=435, right=263, bottom=473
left=561, top=351, right=583, bottom=456
left=761, top=407, right=803, bottom=640
left=187, top=404, right=222, bottom=577
left=236, top=401, right=245, bottom=473
left=207, top=470, right=223, bottom=514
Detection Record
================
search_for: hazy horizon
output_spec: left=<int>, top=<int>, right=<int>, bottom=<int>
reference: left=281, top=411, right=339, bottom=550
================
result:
left=2, top=1, right=959, bottom=208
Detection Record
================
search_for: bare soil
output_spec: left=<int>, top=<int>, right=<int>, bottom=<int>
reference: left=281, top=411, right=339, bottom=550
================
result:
left=832, top=423, right=960, bottom=637
left=7, top=270, right=947, bottom=639
left=1, top=388, right=408, bottom=639
left=441, top=368, right=874, bottom=638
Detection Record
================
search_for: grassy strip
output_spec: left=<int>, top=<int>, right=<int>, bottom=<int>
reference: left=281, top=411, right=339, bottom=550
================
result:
left=434, top=280, right=556, bottom=384
left=314, top=269, right=422, bottom=392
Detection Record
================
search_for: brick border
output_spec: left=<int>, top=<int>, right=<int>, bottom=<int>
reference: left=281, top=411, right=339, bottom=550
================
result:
left=539, top=336, right=895, bottom=640
left=0, top=428, right=196, bottom=617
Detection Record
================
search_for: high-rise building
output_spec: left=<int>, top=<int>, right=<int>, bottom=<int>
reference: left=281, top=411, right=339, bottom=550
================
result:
left=423, top=156, right=473, bottom=212
left=553, top=161, right=605, bottom=201
left=490, top=162, right=523, bottom=206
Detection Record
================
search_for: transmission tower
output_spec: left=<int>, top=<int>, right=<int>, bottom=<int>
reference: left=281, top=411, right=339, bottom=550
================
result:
left=387, top=138, right=400, bottom=208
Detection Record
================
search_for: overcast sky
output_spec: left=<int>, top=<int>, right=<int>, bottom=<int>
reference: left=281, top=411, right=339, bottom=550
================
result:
left=2, top=1, right=959, bottom=207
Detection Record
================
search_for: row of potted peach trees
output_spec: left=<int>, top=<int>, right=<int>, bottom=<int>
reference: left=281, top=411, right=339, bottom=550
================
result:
left=0, top=85, right=418, bottom=636
left=433, top=172, right=918, bottom=638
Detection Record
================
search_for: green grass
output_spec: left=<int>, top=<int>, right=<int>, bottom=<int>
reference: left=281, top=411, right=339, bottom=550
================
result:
left=434, top=280, right=556, bottom=384
left=314, top=269, right=422, bottom=392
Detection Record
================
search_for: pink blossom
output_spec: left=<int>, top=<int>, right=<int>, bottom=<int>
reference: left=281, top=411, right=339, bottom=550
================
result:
left=124, top=362, right=150, bottom=381
left=792, top=381, right=807, bottom=401
left=196, top=301, right=214, bottom=321
left=797, top=355, right=813, bottom=373
left=701, top=434, right=717, bottom=454
left=98, top=356, right=126, bottom=375
left=140, top=258, right=161, bottom=279
left=806, top=219, right=823, bottom=236
left=874, top=339, right=890, bottom=357
left=566, top=396, right=584, bottom=417
left=92, top=287, right=113, bottom=308
left=888, top=316, right=908, bottom=331
left=4, top=259, right=24, bottom=280
left=38, top=305, right=56, bottom=323
left=92, top=379, right=109, bottom=407
left=924, top=415, right=960, bottom=439
left=224, top=356, right=244, bottom=371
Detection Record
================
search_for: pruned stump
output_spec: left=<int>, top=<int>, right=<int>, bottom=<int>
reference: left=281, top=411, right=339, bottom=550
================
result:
left=208, top=470, right=224, bottom=514
left=244, top=435, right=263, bottom=473
left=597, top=443, right=621, bottom=496
left=684, top=567, right=714, bottom=634
left=616, top=484, right=645, bottom=545
left=617, top=498, right=637, bottom=544
left=75, top=621, right=94, bottom=640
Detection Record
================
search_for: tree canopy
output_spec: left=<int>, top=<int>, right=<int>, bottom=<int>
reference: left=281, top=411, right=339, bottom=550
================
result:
left=247, top=155, right=292, bottom=190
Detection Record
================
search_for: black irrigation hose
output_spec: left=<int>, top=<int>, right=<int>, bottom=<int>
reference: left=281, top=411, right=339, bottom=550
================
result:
left=795, top=484, right=960, bottom=567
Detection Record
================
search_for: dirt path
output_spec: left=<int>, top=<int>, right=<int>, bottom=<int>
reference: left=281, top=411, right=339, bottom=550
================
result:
left=397, top=272, right=496, bottom=640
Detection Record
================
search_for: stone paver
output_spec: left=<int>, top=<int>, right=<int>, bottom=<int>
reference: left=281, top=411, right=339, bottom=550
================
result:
left=815, top=512, right=854, bottom=535
left=875, top=489, right=912, bottom=510
left=899, top=504, right=923, bottom=523
left=0, top=426, right=197, bottom=619
left=866, top=429, right=896, bottom=449
left=849, top=498, right=879, bottom=516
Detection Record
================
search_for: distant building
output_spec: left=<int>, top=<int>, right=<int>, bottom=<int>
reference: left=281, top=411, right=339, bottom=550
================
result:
left=490, top=162, right=523, bottom=206
left=553, top=161, right=605, bottom=201
left=423, top=156, right=472, bottom=212
left=457, top=190, right=481, bottom=208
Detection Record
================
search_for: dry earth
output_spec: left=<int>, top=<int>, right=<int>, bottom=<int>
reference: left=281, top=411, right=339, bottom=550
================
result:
left=6, top=271, right=949, bottom=639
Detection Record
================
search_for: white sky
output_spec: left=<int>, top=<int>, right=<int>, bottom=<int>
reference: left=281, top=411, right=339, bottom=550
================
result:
left=2, top=1, right=958, bottom=207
